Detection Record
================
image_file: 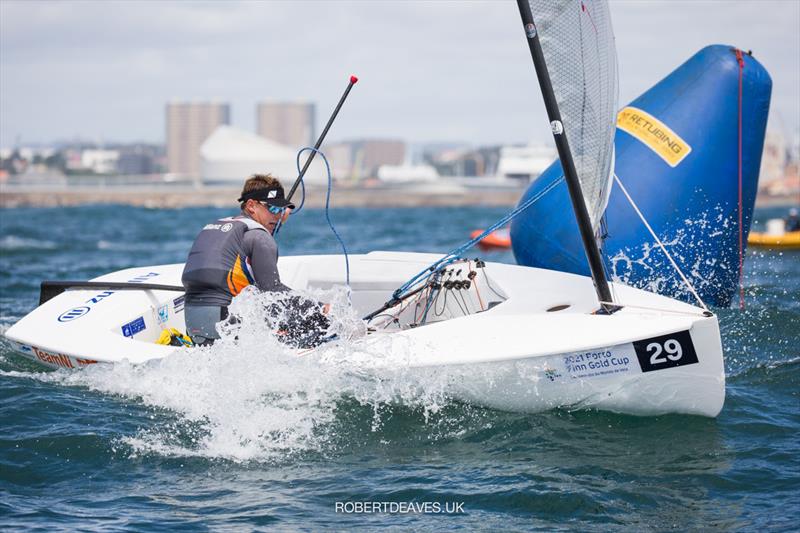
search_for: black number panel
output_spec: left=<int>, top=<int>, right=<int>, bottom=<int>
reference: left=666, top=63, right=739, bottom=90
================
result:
left=633, top=330, right=699, bottom=373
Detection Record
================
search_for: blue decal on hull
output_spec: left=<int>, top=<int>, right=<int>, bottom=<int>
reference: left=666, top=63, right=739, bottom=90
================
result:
left=121, top=316, right=146, bottom=338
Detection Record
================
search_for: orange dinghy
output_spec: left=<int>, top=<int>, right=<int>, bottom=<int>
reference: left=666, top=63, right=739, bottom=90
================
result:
left=471, top=228, right=512, bottom=250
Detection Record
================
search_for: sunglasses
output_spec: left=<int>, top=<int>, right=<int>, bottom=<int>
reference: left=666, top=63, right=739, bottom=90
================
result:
left=259, top=201, right=286, bottom=215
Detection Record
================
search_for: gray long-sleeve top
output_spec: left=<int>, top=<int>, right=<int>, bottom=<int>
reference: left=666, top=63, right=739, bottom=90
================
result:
left=182, top=215, right=289, bottom=306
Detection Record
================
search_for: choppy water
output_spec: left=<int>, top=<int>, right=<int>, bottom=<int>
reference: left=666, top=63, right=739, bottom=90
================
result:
left=1, top=204, right=797, bottom=531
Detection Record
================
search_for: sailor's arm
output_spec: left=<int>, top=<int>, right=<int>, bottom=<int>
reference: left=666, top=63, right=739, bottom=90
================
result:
left=243, top=230, right=291, bottom=292
left=244, top=230, right=330, bottom=338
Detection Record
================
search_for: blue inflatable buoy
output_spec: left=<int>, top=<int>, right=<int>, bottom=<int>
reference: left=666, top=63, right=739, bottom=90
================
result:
left=510, top=45, right=772, bottom=307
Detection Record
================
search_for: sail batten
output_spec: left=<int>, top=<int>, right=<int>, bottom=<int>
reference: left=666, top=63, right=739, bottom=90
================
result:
left=528, top=0, right=618, bottom=229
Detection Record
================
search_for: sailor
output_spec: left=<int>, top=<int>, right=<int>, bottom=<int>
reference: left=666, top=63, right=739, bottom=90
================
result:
left=182, top=173, right=329, bottom=347
left=785, top=208, right=800, bottom=232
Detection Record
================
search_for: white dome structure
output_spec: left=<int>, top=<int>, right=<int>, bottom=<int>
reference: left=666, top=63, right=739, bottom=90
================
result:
left=200, top=126, right=326, bottom=185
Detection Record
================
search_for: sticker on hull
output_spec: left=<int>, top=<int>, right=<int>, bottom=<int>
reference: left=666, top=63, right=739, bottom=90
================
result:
left=633, top=330, right=699, bottom=373
left=20, top=345, right=98, bottom=369
left=55, top=272, right=160, bottom=323
left=32, top=347, right=74, bottom=369
left=121, top=316, right=146, bottom=338
left=562, top=345, right=635, bottom=380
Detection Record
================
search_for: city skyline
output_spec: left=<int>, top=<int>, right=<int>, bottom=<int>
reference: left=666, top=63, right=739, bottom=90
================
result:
left=1, top=1, right=799, bottom=147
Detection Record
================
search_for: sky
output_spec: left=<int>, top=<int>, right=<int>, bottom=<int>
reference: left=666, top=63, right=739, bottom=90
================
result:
left=1, top=0, right=798, bottom=148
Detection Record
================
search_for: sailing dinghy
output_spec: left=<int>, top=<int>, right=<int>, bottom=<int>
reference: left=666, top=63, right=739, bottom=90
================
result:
left=3, top=0, right=726, bottom=417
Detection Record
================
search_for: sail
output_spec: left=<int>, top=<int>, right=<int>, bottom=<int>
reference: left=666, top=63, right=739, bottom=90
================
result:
left=527, top=0, right=618, bottom=228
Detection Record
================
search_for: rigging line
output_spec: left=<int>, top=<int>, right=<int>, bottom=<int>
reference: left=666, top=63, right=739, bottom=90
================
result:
left=473, top=281, right=485, bottom=311
left=392, top=175, right=565, bottom=299
left=469, top=263, right=485, bottom=311
left=419, top=271, right=442, bottom=324
left=383, top=297, right=414, bottom=329
left=451, top=286, right=467, bottom=316
left=421, top=285, right=441, bottom=324
left=414, top=285, right=432, bottom=323
left=378, top=298, right=415, bottom=328
left=369, top=290, right=418, bottom=326
left=481, top=267, right=505, bottom=300
left=448, top=269, right=469, bottom=315
left=434, top=286, right=448, bottom=317
left=597, top=301, right=711, bottom=318
left=297, top=146, right=350, bottom=289
left=456, top=289, right=472, bottom=317
left=368, top=313, right=399, bottom=329
left=612, top=173, right=710, bottom=312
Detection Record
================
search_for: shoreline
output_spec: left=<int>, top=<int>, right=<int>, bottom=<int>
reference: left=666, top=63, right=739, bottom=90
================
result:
left=0, top=185, right=525, bottom=208
left=0, top=184, right=796, bottom=209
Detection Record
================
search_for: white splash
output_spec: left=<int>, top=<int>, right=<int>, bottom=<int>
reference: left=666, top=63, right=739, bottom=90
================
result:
left=608, top=207, right=738, bottom=304
left=7, top=286, right=453, bottom=462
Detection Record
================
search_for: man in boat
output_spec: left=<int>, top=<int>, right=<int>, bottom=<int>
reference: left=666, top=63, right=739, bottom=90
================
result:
left=181, top=173, right=329, bottom=347
left=785, top=208, right=800, bottom=232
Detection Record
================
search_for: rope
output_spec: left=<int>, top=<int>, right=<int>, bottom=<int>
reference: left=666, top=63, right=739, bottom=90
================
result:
left=293, top=147, right=350, bottom=288
left=598, top=301, right=711, bottom=318
left=613, top=173, right=710, bottom=312
left=392, top=175, right=565, bottom=300
left=735, top=48, right=746, bottom=310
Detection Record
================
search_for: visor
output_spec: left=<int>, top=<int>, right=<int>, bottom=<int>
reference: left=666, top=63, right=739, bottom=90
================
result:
left=237, top=187, right=295, bottom=209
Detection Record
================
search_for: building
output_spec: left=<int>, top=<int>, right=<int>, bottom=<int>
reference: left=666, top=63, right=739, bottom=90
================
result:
left=113, top=143, right=163, bottom=175
left=256, top=101, right=315, bottom=148
left=759, top=129, right=788, bottom=185
left=117, top=152, right=154, bottom=175
left=323, top=142, right=355, bottom=180
left=377, top=164, right=439, bottom=183
left=199, top=126, right=326, bottom=185
left=426, top=145, right=501, bottom=177
left=166, top=101, right=230, bottom=178
left=496, top=143, right=557, bottom=181
left=357, top=140, right=405, bottom=178
left=326, top=140, right=405, bottom=180
left=80, top=149, right=119, bottom=174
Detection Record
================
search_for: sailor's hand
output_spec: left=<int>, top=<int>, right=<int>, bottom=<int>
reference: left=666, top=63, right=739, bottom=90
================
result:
left=322, top=303, right=331, bottom=315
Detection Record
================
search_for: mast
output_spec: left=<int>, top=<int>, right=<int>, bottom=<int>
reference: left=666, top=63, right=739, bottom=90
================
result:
left=515, top=0, right=616, bottom=313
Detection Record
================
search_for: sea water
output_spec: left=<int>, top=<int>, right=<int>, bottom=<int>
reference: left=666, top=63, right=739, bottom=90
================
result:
left=1, top=205, right=797, bottom=531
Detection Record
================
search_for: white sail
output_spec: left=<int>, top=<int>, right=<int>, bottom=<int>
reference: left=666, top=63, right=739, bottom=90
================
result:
left=528, top=0, right=618, bottom=229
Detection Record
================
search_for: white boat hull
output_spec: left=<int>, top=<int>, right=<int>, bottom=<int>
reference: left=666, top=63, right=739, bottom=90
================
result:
left=400, top=316, right=723, bottom=416
left=3, top=252, right=725, bottom=417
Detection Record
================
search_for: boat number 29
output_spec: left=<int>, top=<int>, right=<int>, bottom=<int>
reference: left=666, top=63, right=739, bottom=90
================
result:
left=646, top=338, right=683, bottom=365
left=633, top=330, right=699, bottom=373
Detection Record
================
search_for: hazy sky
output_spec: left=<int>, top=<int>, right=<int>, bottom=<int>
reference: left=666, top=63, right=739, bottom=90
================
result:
left=1, top=0, right=798, bottom=147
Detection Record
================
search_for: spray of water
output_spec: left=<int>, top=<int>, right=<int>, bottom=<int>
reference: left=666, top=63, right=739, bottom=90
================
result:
left=4, top=286, right=455, bottom=462
left=609, top=208, right=738, bottom=303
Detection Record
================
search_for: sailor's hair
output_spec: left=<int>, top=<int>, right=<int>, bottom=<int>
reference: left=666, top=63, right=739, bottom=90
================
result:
left=240, top=174, right=282, bottom=208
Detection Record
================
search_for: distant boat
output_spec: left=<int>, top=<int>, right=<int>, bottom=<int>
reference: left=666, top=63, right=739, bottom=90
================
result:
left=748, top=217, right=800, bottom=249
left=748, top=231, right=800, bottom=249
left=470, top=227, right=511, bottom=250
